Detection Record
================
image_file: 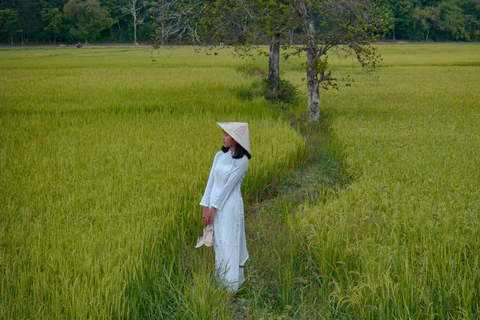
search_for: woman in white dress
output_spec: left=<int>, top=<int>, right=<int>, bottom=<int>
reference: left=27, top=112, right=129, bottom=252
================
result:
left=200, top=122, right=251, bottom=292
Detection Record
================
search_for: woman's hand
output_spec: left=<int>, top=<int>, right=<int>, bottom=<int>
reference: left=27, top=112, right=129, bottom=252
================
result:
left=202, top=206, right=216, bottom=225
left=202, top=206, right=208, bottom=225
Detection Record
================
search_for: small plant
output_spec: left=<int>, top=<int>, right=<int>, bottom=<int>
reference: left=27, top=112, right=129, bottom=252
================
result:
left=263, top=77, right=299, bottom=107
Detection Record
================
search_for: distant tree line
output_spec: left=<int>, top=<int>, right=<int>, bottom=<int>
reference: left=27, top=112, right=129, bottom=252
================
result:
left=0, top=0, right=479, bottom=45
left=385, top=0, right=480, bottom=41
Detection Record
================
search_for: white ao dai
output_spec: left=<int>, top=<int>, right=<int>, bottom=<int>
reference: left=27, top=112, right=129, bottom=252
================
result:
left=200, top=150, right=249, bottom=292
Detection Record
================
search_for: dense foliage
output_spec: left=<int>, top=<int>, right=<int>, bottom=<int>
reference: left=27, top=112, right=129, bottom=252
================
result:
left=0, top=0, right=479, bottom=45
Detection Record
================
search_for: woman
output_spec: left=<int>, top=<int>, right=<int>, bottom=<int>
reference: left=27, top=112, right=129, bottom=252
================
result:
left=200, top=122, right=251, bottom=292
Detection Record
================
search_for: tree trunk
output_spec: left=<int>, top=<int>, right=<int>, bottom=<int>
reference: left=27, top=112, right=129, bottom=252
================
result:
left=118, top=23, right=123, bottom=41
left=267, top=32, right=280, bottom=99
left=85, top=38, right=88, bottom=46
left=296, top=1, right=320, bottom=122
left=392, top=13, right=396, bottom=40
left=134, top=23, right=137, bottom=45
left=160, top=20, right=164, bottom=45
left=306, top=49, right=320, bottom=122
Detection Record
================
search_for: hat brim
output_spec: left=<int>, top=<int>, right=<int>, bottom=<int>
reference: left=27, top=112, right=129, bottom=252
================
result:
left=217, top=122, right=251, bottom=154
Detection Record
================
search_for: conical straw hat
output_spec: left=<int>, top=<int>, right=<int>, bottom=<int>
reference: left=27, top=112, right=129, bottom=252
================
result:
left=217, top=122, right=251, bottom=154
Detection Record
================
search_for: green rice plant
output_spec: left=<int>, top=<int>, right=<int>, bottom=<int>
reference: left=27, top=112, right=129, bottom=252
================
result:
left=293, top=44, right=480, bottom=319
left=0, top=46, right=305, bottom=319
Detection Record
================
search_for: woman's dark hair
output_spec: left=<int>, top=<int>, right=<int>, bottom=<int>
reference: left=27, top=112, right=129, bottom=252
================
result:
left=222, top=144, right=251, bottom=159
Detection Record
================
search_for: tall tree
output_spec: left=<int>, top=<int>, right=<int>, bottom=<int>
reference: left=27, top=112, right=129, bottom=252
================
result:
left=121, top=0, right=147, bottom=45
left=41, top=7, right=64, bottom=44
left=261, top=0, right=297, bottom=98
left=436, top=1, right=468, bottom=40
left=198, top=0, right=387, bottom=122
left=199, top=0, right=297, bottom=97
left=292, top=0, right=387, bottom=121
left=295, top=0, right=320, bottom=122
left=384, top=0, right=413, bottom=40
left=463, top=0, right=480, bottom=40
left=64, top=0, right=113, bottom=45
left=13, top=0, right=39, bottom=44
left=151, top=0, right=208, bottom=46
left=99, top=0, right=131, bottom=42
left=0, top=9, right=21, bottom=45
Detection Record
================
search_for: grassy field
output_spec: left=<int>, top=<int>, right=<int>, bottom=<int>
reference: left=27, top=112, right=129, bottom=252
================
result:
left=286, top=44, right=480, bottom=319
left=0, top=46, right=305, bottom=319
left=1, top=43, right=480, bottom=319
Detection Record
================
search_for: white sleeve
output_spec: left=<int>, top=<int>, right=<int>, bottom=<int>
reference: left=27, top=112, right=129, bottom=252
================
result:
left=199, top=153, right=220, bottom=208
left=211, top=156, right=248, bottom=211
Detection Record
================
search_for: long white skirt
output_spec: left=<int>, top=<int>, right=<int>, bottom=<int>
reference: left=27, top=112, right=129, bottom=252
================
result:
left=213, top=196, right=249, bottom=292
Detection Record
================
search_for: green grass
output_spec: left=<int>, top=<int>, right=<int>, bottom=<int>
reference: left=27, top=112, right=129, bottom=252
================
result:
left=2, top=43, right=480, bottom=319
left=0, top=46, right=304, bottom=319
left=291, top=44, right=480, bottom=319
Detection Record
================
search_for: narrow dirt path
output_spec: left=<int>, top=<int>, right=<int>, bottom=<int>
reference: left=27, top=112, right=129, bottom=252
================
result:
left=229, top=121, right=347, bottom=319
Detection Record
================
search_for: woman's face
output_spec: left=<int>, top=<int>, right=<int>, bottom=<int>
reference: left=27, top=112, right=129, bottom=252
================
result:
left=223, top=131, right=236, bottom=148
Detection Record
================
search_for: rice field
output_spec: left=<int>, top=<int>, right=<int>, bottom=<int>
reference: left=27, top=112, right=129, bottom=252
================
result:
left=0, top=46, right=304, bottom=319
left=2, top=43, right=480, bottom=319
left=289, top=44, right=480, bottom=319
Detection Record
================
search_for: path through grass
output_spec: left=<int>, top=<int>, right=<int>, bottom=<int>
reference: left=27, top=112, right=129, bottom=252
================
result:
left=0, top=46, right=304, bottom=319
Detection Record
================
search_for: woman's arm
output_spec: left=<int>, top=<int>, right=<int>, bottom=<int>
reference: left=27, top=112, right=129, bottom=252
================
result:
left=199, top=152, right=221, bottom=208
left=211, top=156, right=248, bottom=211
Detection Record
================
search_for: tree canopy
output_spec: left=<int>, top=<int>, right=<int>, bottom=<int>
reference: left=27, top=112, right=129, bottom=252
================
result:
left=0, top=0, right=479, bottom=44
left=63, top=0, right=113, bottom=45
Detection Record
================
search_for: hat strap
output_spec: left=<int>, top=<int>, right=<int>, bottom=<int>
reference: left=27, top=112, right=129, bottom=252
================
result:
left=228, top=142, right=238, bottom=148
